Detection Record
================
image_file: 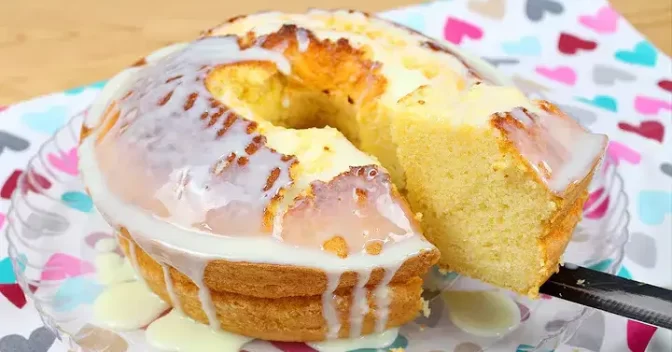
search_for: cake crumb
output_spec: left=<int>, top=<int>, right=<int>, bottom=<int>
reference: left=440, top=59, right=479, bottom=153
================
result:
left=389, top=348, right=405, bottom=352
left=421, top=297, right=431, bottom=317
left=418, top=324, right=427, bottom=331
left=576, top=279, right=585, bottom=286
left=365, top=241, right=383, bottom=255
left=414, top=212, right=423, bottom=221
left=323, top=236, right=348, bottom=258
left=438, top=268, right=450, bottom=275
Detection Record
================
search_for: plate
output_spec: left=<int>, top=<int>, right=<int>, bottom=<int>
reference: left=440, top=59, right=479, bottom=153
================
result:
left=4, top=109, right=629, bottom=351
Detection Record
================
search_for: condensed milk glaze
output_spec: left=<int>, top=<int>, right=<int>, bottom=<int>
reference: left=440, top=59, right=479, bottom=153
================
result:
left=79, top=20, right=437, bottom=342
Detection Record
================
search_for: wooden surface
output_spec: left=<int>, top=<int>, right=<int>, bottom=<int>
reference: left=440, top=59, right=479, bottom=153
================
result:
left=1, top=0, right=670, bottom=104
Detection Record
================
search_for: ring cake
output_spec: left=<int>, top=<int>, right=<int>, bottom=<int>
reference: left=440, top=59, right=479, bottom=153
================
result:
left=78, top=9, right=607, bottom=342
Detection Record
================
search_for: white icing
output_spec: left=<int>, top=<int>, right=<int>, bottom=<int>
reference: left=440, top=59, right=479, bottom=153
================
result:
left=146, top=310, right=253, bottom=352
left=95, top=252, right=136, bottom=285
left=373, top=263, right=401, bottom=332
left=442, top=291, right=521, bottom=337
left=161, top=264, right=182, bottom=313
left=93, top=281, right=169, bottom=330
left=322, top=272, right=343, bottom=339
left=195, top=275, right=220, bottom=331
left=308, top=327, right=399, bottom=352
left=349, top=270, right=371, bottom=337
left=296, top=28, right=310, bottom=52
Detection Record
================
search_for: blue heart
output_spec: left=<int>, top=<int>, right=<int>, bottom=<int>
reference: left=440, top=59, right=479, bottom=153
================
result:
left=348, top=334, right=408, bottom=352
left=64, top=80, right=109, bottom=95
left=53, top=276, right=104, bottom=312
left=615, top=41, right=657, bottom=67
left=576, top=95, right=618, bottom=112
left=587, top=259, right=632, bottom=279
left=0, top=255, right=27, bottom=284
left=61, top=191, right=93, bottom=213
left=501, top=36, right=542, bottom=56
left=517, top=344, right=554, bottom=352
left=638, top=191, right=672, bottom=225
left=404, top=13, right=425, bottom=33
left=21, top=106, right=69, bottom=134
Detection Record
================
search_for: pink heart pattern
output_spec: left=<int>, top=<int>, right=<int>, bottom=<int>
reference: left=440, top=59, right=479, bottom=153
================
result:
left=47, top=148, right=79, bottom=176
left=40, top=253, right=95, bottom=281
left=634, top=96, right=672, bottom=115
left=535, top=65, right=577, bottom=85
left=606, top=141, right=641, bottom=166
left=578, top=6, right=620, bottom=34
left=443, top=17, right=483, bottom=45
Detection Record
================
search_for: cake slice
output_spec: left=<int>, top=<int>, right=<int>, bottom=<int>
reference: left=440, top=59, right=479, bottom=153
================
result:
left=392, top=83, right=607, bottom=296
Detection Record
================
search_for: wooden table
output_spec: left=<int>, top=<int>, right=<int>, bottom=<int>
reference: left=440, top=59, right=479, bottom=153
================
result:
left=1, top=0, right=670, bottom=104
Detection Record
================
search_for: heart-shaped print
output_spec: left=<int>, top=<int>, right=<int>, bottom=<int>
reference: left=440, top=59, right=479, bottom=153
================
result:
left=271, top=342, right=317, bottom=352
left=583, top=188, right=609, bottom=219
left=0, top=255, right=26, bottom=284
left=23, top=212, right=70, bottom=239
left=577, top=95, right=617, bottom=112
left=535, top=65, right=576, bottom=85
left=1, top=170, right=52, bottom=199
left=615, top=41, right=658, bottom=67
left=53, top=276, right=104, bottom=312
left=607, top=141, right=641, bottom=166
left=0, top=213, right=4, bottom=229
left=21, top=106, right=69, bottom=134
left=0, top=131, right=29, bottom=155
left=579, top=6, right=619, bottom=34
left=525, top=0, right=563, bottom=22
left=512, top=75, right=549, bottom=94
left=74, top=324, right=128, bottom=352
left=618, top=121, right=664, bottom=142
left=64, top=80, right=108, bottom=95
left=40, top=253, right=95, bottom=281
left=483, top=57, right=520, bottom=67
left=634, top=96, right=672, bottom=115
left=587, top=259, right=632, bottom=279
left=558, top=33, right=597, bottom=55
left=592, top=65, right=636, bottom=86
left=661, top=163, right=672, bottom=178
left=559, top=104, right=597, bottom=126
left=638, top=191, right=672, bottom=225
left=48, top=147, right=79, bottom=176
left=658, top=79, right=672, bottom=93
left=443, top=17, right=483, bottom=45
left=61, top=191, right=93, bottom=212
left=565, top=311, right=605, bottom=351
left=502, top=36, right=541, bottom=56
left=626, top=232, right=657, bottom=268
left=627, top=320, right=657, bottom=352
left=0, top=283, right=29, bottom=309
left=0, top=106, right=8, bottom=113
left=0, top=326, right=56, bottom=352
left=468, top=0, right=505, bottom=20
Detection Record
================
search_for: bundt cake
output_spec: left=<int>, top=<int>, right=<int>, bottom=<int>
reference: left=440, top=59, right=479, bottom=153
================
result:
left=78, top=9, right=607, bottom=342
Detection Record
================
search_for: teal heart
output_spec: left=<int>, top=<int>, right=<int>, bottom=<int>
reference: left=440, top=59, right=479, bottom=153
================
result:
left=517, top=344, right=554, bottom=352
left=0, top=255, right=27, bottom=284
left=638, top=191, right=672, bottom=225
left=61, top=191, right=93, bottom=213
left=404, top=12, right=425, bottom=33
left=501, top=36, right=542, bottom=56
left=21, top=106, right=68, bottom=134
left=615, top=41, right=657, bottom=67
left=64, top=80, right=108, bottom=95
left=576, top=95, right=618, bottom=112
left=587, top=259, right=632, bottom=279
left=348, top=334, right=408, bottom=352
left=53, top=276, right=104, bottom=312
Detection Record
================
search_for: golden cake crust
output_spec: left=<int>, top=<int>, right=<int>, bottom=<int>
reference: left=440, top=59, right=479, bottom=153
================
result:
left=118, top=235, right=433, bottom=341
